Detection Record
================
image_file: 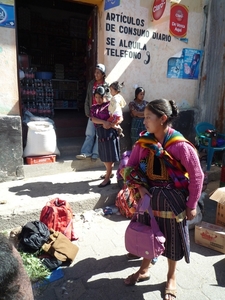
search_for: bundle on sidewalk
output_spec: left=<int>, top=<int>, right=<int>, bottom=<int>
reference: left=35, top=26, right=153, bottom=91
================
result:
left=9, top=198, right=79, bottom=283
left=40, top=198, right=77, bottom=241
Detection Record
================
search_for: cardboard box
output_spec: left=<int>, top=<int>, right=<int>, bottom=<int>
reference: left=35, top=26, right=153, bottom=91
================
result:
left=25, top=155, right=56, bottom=165
left=209, top=188, right=225, bottom=227
left=195, top=221, right=225, bottom=254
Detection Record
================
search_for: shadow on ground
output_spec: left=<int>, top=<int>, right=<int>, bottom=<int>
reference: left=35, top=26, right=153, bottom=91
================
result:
left=8, top=179, right=119, bottom=198
left=35, top=254, right=165, bottom=300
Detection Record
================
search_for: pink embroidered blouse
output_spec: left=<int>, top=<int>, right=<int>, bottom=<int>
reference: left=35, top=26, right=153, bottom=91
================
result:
left=127, top=142, right=204, bottom=209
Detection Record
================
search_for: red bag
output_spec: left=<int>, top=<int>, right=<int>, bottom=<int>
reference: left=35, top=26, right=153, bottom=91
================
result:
left=40, top=198, right=77, bottom=241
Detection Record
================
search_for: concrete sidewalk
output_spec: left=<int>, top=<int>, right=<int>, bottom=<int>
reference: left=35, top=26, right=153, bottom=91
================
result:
left=34, top=181, right=225, bottom=300
left=0, top=164, right=221, bottom=231
left=0, top=167, right=120, bottom=231
left=0, top=166, right=225, bottom=299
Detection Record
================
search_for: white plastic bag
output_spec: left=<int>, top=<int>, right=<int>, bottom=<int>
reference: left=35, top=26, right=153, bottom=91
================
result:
left=23, top=121, right=60, bottom=157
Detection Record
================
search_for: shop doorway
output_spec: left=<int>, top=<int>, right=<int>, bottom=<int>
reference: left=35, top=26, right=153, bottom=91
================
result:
left=16, top=0, right=97, bottom=141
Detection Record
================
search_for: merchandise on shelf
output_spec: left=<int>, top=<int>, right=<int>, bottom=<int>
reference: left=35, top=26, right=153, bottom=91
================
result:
left=52, top=79, right=79, bottom=110
left=20, top=68, right=54, bottom=118
left=18, top=11, right=87, bottom=111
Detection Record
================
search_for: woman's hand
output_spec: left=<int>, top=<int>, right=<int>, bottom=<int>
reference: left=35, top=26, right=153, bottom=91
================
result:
left=138, top=185, right=150, bottom=199
left=186, top=207, right=197, bottom=221
left=103, top=121, right=112, bottom=129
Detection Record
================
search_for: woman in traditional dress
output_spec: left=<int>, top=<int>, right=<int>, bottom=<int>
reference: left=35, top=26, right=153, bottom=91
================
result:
left=90, top=85, right=120, bottom=187
left=129, top=87, right=148, bottom=145
left=122, top=99, right=204, bottom=300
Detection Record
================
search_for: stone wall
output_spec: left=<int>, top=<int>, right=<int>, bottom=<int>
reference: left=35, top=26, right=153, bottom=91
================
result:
left=0, top=116, right=24, bottom=182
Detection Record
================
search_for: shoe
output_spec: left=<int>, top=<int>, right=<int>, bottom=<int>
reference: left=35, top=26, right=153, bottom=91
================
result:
left=164, top=288, right=177, bottom=299
left=76, top=154, right=90, bottom=160
left=124, top=273, right=150, bottom=286
left=91, top=157, right=98, bottom=162
left=98, top=180, right=111, bottom=188
left=100, top=173, right=114, bottom=179
left=126, top=253, right=141, bottom=260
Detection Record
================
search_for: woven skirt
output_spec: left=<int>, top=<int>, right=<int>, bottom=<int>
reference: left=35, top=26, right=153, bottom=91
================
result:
left=96, top=126, right=120, bottom=163
left=130, top=117, right=145, bottom=145
left=149, top=186, right=190, bottom=263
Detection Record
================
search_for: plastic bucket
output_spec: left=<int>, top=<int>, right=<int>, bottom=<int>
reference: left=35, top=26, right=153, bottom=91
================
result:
left=35, top=72, right=53, bottom=79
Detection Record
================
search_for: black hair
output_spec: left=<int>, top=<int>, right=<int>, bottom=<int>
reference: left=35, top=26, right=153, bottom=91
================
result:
left=146, top=99, right=179, bottom=124
left=109, top=81, right=124, bottom=92
left=0, top=233, right=20, bottom=300
left=94, top=85, right=106, bottom=97
left=135, top=87, right=145, bottom=99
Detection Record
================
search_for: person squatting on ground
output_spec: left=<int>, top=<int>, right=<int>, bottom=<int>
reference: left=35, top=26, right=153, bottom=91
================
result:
left=129, top=86, right=149, bottom=145
left=0, top=233, right=34, bottom=300
left=90, top=85, right=121, bottom=187
left=108, top=81, right=126, bottom=137
left=121, top=99, right=204, bottom=300
left=76, top=63, right=109, bottom=161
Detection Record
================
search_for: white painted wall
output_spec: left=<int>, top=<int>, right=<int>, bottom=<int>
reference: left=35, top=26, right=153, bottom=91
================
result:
left=98, top=0, right=208, bottom=111
left=0, top=23, right=19, bottom=115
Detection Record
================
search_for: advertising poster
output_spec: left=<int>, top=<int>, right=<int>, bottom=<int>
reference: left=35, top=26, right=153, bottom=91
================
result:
left=0, top=3, right=15, bottom=28
left=152, top=0, right=166, bottom=21
left=104, top=0, right=120, bottom=11
left=169, top=3, right=188, bottom=38
left=167, top=48, right=203, bottom=80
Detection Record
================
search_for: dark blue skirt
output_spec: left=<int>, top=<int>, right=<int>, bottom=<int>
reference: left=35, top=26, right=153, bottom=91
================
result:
left=96, top=126, right=120, bottom=162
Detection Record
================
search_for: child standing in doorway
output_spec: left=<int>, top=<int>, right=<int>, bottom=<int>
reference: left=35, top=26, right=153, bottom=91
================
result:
left=108, top=81, right=126, bottom=137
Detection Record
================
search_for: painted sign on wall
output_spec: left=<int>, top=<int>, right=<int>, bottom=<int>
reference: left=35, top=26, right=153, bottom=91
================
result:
left=0, top=4, right=15, bottom=28
left=105, top=11, right=172, bottom=66
left=169, top=3, right=188, bottom=38
left=167, top=48, right=203, bottom=80
left=105, top=12, right=150, bottom=64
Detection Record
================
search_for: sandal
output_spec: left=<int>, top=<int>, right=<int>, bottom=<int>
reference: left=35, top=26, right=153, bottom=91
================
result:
left=165, top=288, right=177, bottom=299
left=124, top=273, right=150, bottom=286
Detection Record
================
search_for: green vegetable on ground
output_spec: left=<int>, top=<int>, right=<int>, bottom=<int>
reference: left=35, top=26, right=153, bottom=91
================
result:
left=19, top=251, right=51, bottom=282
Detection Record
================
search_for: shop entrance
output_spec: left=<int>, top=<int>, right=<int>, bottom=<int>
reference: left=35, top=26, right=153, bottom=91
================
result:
left=16, top=0, right=97, bottom=142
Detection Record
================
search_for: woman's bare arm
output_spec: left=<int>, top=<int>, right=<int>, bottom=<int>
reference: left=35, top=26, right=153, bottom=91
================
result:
left=91, top=117, right=112, bottom=129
